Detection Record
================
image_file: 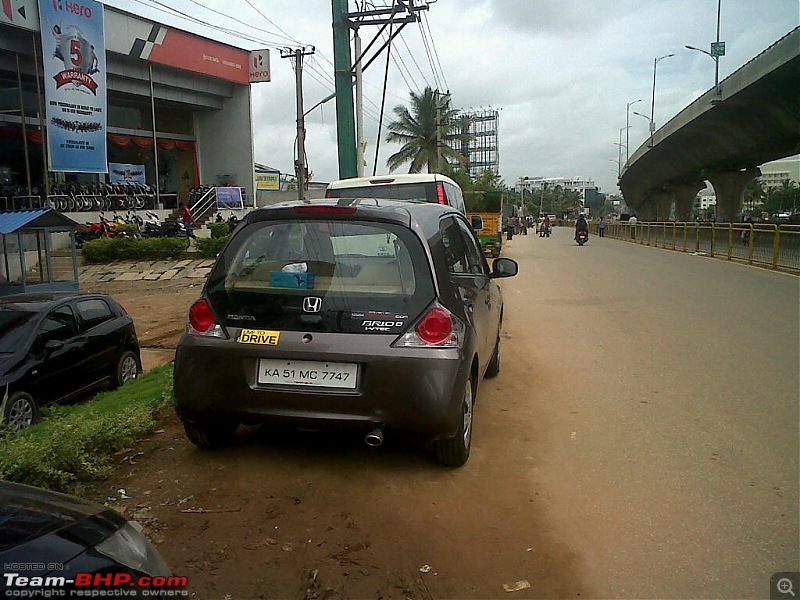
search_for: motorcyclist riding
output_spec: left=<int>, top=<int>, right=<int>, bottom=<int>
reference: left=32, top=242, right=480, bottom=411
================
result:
left=575, top=213, right=589, bottom=241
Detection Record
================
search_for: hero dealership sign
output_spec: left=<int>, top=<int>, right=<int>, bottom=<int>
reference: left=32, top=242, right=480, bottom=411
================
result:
left=249, top=49, right=271, bottom=83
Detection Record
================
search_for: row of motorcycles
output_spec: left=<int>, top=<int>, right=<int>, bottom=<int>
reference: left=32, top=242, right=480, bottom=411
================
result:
left=50, top=183, right=157, bottom=212
left=77, top=210, right=240, bottom=247
left=77, top=210, right=188, bottom=247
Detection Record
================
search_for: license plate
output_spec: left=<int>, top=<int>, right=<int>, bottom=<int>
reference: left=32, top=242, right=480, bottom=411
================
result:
left=257, top=359, right=358, bottom=389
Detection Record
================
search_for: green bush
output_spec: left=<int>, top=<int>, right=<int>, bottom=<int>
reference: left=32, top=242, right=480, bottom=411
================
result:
left=195, top=235, right=228, bottom=258
left=0, top=365, right=174, bottom=492
left=82, top=236, right=189, bottom=262
left=114, top=223, right=140, bottom=238
left=207, top=222, right=231, bottom=238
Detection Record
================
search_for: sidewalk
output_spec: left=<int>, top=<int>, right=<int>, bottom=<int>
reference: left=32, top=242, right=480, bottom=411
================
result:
left=79, top=258, right=215, bottom=284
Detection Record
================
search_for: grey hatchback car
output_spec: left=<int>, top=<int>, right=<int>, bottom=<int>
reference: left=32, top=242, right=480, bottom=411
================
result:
left=173, top=200, right=518, bottom=466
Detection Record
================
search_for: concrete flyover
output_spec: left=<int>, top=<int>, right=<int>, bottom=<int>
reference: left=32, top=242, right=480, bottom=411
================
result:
left=619, top=26, right=800, bottom=222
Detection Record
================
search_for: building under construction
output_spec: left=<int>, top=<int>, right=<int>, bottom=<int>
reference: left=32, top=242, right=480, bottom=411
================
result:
left=454, top=109, right=499, bottom=178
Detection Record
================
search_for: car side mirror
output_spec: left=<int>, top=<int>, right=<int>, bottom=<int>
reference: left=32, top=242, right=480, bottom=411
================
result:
left=470, top=215, right=484, bottom=231
left=490, top=257, right=518, bottom=278
left=44, top=339, right=65, bottom=351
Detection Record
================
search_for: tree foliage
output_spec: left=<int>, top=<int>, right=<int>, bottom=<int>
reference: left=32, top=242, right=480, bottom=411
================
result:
left=386, top=87, right=471, bottom=174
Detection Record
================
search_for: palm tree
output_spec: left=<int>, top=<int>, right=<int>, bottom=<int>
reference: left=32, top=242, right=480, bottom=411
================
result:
left=385, top=87, right=471, bottom=174
left=742, top=179, right=765, bottom=214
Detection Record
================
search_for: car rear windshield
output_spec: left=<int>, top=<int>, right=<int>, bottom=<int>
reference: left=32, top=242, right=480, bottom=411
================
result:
left=326, top=182, right=437, bottom=203
left=0, top=309, right=35, bottom=354
left=205, top=220, right=436, bottom=333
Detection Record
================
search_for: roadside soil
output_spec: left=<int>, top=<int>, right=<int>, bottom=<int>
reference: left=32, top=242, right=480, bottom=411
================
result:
left=82, top=265, right=587, bottom=600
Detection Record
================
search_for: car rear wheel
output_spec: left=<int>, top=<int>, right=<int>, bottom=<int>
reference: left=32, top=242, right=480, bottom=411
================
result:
left=111, top=350, right=140, bottom=390
left=486, top=333, right=501, bottom=378
left=433, top=375, right=474, bottom=467
left=4, top=391, right=39, bottom=432
left=183, top=418, right=238, bottom=449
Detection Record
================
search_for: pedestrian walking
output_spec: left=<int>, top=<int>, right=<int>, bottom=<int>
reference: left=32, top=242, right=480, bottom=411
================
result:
left=629, top=214, right=637, bottom=240
left=505, top=215, right=514, bottom=241
left=180, top=202, right=197, bottom=242
left=598, top=216, right=606, bottom=238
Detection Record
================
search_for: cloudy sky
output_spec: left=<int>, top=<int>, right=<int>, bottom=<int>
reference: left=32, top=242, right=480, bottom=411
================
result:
left=104, top=0, right=798, bottom=195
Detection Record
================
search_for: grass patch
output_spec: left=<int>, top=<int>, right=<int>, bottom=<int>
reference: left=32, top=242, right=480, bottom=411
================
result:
left=0, top=364, right=174, bottom=493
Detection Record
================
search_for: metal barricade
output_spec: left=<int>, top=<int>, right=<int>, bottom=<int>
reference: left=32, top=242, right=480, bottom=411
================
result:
left=603, top=221, right=799, bottom=274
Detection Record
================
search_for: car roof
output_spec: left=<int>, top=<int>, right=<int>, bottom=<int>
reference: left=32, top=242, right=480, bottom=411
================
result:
left=326, top=173, right=460, bottom=189
left=241, top=199, right=464, bottom=240
left=0, top=291, right=110, bottom=313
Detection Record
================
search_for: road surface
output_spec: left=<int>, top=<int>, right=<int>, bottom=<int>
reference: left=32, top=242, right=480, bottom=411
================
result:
left=104, top=228, right=799, bottom=599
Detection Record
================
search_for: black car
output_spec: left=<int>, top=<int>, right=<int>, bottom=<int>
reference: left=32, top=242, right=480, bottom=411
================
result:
left=0, top=481, right=174, bottom=593
left=174, top=199, right=518, bottom=466
left=0, top=292, right=141, bottom=431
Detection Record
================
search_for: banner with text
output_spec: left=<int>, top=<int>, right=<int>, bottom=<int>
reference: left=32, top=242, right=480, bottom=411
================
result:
left=39, top=0, right=107, bottom=173
left=216, top=187, right=244, bottom=210
left=109, top=162, right=146, bottom=183
left=255, top=169, right=280, bottom=191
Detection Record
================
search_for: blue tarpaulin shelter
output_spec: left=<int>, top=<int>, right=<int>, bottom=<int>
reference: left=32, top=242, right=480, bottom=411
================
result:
left=0, top=209, right=79, bottom=296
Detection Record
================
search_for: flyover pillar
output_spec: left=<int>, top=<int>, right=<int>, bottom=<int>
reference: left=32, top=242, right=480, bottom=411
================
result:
left=666, top=182, right=706, bottom=221
left=620, top=181, right=646, bottom=217
left=635, top=195, right=657, bottom=221
left=707, top=168, right=761, bottom=222
left=651, top=189, right=673, bottom=221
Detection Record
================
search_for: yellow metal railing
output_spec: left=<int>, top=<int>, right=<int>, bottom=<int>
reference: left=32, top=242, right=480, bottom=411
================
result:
left=595, top=221, right=800, bottom=273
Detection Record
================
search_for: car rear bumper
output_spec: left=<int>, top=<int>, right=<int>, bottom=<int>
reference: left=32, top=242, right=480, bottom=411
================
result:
left=173, top=331, right=471, bottom=439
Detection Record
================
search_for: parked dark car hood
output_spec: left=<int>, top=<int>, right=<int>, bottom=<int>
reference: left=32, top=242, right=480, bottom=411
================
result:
left=0, top=481, right=122, bottom=559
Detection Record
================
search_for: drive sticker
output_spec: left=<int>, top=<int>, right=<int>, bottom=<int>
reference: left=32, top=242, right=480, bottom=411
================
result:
left=238, top=329, right=281, bottom=345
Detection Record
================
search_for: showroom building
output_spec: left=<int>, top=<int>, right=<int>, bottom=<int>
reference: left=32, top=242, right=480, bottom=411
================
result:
left=0, top=0, right=256, bottom=210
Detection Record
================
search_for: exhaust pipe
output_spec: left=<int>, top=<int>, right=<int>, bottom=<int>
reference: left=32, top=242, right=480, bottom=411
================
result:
left=365, top=426, right=384, bottom=447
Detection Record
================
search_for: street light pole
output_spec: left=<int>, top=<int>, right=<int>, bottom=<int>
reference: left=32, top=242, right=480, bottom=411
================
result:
left=615, top=127, right=625, bottom=178
left=626, top=99, right=642, bottom=164
left=649, top=53, right=675, bottom=147
left=685, top=0, right=723, bottom=98
left=715, top=0, right=721, bottom=95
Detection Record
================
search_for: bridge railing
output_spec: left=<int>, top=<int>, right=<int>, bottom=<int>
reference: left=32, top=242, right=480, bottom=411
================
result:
left=598, top=221, right=800, bottom=273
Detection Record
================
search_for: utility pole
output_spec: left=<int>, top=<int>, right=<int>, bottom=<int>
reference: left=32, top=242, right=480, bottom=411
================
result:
left=434, top=89, right=440, bottom=173
left=332, top=0, right=357, bottom=179
left=330, top=0, right=427, bottom=179
left=282, top=46, right=315, bottom=201
left=354, top=29, right=365, bottom=176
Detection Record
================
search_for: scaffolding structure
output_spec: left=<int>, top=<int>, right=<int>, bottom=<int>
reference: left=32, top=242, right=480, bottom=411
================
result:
left=452, top=109, right=499, bottom=178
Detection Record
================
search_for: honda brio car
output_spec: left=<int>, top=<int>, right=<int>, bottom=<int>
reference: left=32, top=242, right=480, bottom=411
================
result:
left=173, top=199, right=518, bottom=466
left=0, top=292, right=141, bottom=431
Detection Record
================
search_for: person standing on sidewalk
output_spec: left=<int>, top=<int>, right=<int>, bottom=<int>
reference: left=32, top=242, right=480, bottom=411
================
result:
left=598, top=215, right=606, bottom=237
left=180, top=202, right=197, bottom=242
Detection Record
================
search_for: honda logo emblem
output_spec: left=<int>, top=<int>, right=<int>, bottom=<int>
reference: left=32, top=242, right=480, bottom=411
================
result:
left=303, top=297, right=323, bottom=313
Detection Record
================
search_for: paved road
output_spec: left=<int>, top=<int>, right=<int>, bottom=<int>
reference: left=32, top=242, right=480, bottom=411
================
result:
left=499, top=227, right=799, bottom=598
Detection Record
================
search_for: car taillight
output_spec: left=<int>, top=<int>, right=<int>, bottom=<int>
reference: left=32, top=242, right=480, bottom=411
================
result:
left=325, top=190, right=332, bottom=198
left=189, top=299, right=215, bottom=333
left=436, top=182, right=446, bottom=205
left=293, top=205, right=357, bottom=215
left=392, top=303, right=464, bottom=348
left=369, top=178, right=395, bottom=184
left=416, top=306, right=452, bottom=345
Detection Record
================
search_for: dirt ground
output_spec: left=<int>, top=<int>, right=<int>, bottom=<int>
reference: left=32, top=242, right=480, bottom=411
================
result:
left=83, top=268, right=585, bottom=600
